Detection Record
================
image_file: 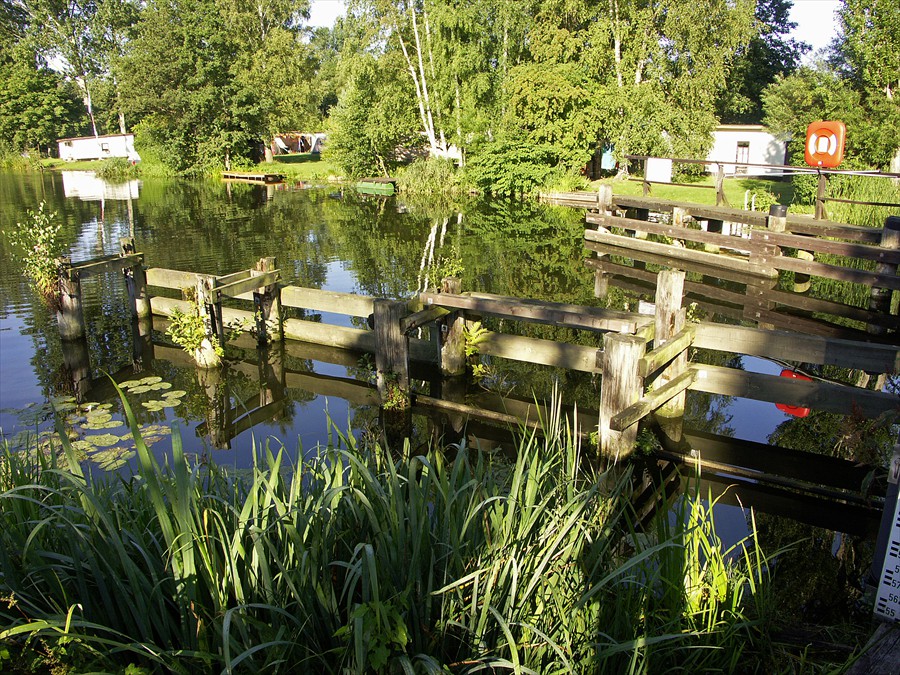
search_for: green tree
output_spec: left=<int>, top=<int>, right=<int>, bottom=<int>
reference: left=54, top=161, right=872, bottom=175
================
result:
left=0, top=45, right=84, bottom=153
left=719, top=0, right=810, bottom=124
left=326, top=53, right=421, bottom=177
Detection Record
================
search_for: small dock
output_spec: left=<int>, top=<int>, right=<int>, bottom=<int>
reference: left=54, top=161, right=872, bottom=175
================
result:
left=221, top=171, right=285, bottom=184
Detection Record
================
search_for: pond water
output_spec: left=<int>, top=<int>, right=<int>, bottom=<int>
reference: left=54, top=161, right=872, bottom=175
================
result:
left=1, top=169, right=892, bottom=622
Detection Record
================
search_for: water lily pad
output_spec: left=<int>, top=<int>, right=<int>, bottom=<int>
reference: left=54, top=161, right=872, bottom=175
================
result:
left=71, top=440, right=94, bottom=452
left=52, top=402, right=78, bottom=413
left=50, top=395, right=76, bottom=405
left=151, top=382, right=172, bottom=391
left=82, top=420, right=124, bottom=431
left=138, top=376, right=163, bottom=386
left=119, top=380, right=141, bottom=389
left=164, top=390, right=187, bottom=399
left=86, top=433, right=121, bottom=447
left=139, top=424, right=172, bottom=436
left=129, top=385, right=152, bottom=394
left=85, top=412, right=113, bottom=424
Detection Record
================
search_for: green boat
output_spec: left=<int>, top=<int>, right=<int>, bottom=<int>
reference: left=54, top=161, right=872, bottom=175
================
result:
left=355, top=178, right=396, bottom=195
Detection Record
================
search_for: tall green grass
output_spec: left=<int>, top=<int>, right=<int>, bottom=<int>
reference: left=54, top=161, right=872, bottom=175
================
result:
left=0, top=394, right=771, bottom=673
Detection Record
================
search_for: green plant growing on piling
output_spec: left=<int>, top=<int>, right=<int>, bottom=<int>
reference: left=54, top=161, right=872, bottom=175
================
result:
left=166, top=305, right=223, bottom=358
left=380, top=372, right=410, bottom=411
left=8, top=202, right=65, bottom=301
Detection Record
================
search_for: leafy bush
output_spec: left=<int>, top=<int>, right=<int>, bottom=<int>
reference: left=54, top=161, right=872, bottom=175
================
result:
left=8, top=202, right=65, bottom=300
left=397, top=157, right=461, bottom=195
left=464, top=138, right=558, bottom=196
left=95, top=157, right=139, bottom=182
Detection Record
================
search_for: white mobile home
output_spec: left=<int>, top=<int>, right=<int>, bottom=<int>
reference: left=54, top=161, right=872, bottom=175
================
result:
left=707, top=125, right=788, bottom=176
left=57, top=134, right=141, bottom=162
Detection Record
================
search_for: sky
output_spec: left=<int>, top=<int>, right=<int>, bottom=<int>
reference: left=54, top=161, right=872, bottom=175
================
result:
left=308, top=0, right=842, bottom=58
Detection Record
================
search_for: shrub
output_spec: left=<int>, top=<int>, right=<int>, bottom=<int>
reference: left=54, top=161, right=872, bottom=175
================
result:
left=8, top=202, right=65, bottom=300
left=464, top=138, right=558, bottom=196
left=95, top=157, right=139, bottom=182
left=397, top=157, right=461, bottom=195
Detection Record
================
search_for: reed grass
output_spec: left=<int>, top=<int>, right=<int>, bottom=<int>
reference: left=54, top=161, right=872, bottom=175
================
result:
left=0, top=392, right=772, bottom=673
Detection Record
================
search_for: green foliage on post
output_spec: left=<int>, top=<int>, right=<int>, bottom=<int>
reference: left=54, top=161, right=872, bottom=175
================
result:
left=8, top=202, right=65, bottom=300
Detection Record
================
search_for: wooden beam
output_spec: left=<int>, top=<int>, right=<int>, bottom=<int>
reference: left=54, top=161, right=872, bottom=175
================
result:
left=773, top=255, right=900, bottom=292
left=754, top=230, right=900, bottom=265
left=420, top=291, right=641, bottom=333
left=610, top=369, right=697, bottom=431
left=640, top=325, right=695, bottom=377
left=689, top=364, right=900, bottom=418
left=693, top=323, right=900, bottom=372
left=478, top=331, right=603, bottom=374
left=214, top=270, right=280, bottom=299
left=584, top=229, right=775, bottom=277
left=71, top=253, right=144, bottom=278
left=146, top=268, right=204, bottom=290
left=400, top=305, right=449, bottom=334
left=785, top=217, right=882, bottom=244
left=280, top=285, right=376, bottom=317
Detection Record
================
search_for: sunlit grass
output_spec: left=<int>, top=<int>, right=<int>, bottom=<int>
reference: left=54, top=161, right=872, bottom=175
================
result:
left=0, top=389, right=782, bottom=673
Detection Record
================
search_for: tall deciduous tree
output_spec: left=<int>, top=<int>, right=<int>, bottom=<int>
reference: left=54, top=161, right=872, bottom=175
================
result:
left=719, top=0, right=809, bottom=124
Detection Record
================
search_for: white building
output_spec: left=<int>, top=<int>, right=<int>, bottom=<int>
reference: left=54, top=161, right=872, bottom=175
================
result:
left=707, top=125, right=788, bottom=176
left=57, top=134, right=141, bottom=162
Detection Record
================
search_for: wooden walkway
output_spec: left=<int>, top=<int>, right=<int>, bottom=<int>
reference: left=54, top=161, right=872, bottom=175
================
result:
left=221, top=171, right=285, bottom=184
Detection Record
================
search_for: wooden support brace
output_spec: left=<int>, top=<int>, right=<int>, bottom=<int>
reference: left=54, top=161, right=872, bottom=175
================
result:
left=640, top=325, right=695, bottom=377
left=400, top=306, right=450, bottom=334
left=610, top=369, right=698, bottom=432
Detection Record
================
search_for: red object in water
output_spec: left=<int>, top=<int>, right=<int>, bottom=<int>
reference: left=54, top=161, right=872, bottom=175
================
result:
left=775, top=369, right=812, bottom=418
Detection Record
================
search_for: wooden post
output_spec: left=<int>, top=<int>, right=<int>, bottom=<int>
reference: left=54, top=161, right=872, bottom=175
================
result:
left=815, top=171, right=828, bottom=220
left=374, top=299, right=410, bottom=402
left=60, top=337, right=92, bottom=402
left=194, top=276, right=223, bottom=368
left=252, top=256, right=282, bottom=345
left=56, top=257, right=86, bottom=341
left=594, top=269, right=610, bottom=302
left=653, top=270, right=687, bottom=442
left=258, top=342, right=285, bottom=407
left=132, top=316, right=154, bottom=373
left=715, top=163, right=726, bottom=206
left=120, top=237, right=150, bottom=319
left=597, top=184, right=613, bottom=216
left=793, top=247, right=814, bottom=293
left=198, top=366, right=229, bottom=448
left=671, top=207, right=687, bottom=247
left=599, top=334, right=646, bottom=461
left=868, top=216, right=900, bottom=335
left=439, top=277, right=466, bottom=376
left=767, top=204, right=787, bottom=233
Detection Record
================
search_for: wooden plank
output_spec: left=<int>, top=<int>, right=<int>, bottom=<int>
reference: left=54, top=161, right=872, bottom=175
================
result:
left=214, top=270, right=280, bottom=299
left=478, top=331, right=603, bottom=374
left=584, top=230, right=774, bottom=277
left=151, top=296, right=255, bottom=327
left=774, top=255, right=900, bottom=291
left=146, top=267, right=205, bottom=290
left=400, top=306, right=449, bottom=334
left=280, top=285, right=376, bottom=317
left=71, top=253, right=143, bottom=278
left=587, top=214, right=767, bottom=254
left=420, top=291, right=640, bottom=333
left=585, top=247, right=760, bottom=286
left=216, top=269, right=251, bottom=286
left=693, top=322, right=900, bottom=372
left=689, top=364, right=900, bottom=418
left=467, top=291, right=646, bottom=327
left=679, top=429, right=880, bottom=492
left=282, top=318, right=436, bottom=364
left=784, top=216, right=882, bottom=244
left=611, top=195, right=770, bottom=228
left=746, top=307, right=877, bottom=340
left=753, top=230, right=900, bottom=264
left=284, top=371, right=380, bottom=406
left=755, top=287, right=900, bottom=329
left=640, top=325, right=695, bottom=377
left=610, top=369, right=697, bottom=431
left=846, top=624, right=900, bottom=675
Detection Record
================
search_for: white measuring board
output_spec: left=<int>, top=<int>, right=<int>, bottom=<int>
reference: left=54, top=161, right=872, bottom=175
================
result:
left=874, top=451, right=900, bottom=622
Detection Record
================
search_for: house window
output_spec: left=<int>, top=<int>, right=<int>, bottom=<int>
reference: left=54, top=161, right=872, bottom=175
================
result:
left=735, top=141, right=750, bottom=174
left=101, top=143, right=110, bottom=153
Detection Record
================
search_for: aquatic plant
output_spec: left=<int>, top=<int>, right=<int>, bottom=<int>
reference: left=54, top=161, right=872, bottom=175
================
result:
left=0, top=390, right=775, bottom=673
left=7, top=201, right=65, bottom=301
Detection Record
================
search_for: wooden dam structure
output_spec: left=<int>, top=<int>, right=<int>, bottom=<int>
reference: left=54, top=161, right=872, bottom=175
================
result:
left=53, top=194, right=900, bottom=623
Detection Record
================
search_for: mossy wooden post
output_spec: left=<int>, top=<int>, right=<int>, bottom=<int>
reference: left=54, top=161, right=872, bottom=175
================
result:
left=56, top=257, right=86, bottom=341
left=868, top=216, right=900, bottom=336
left=253, top=256, right=282, bottom=346
left=439, top=277, right=466, bottom=376
left=119, top=237, right=150, bottom=319
left=815, top=171, right=828, bottom=220
left=653, top=269, right=687, bottom=442
left=597, top=184, right=613, bottom=215
left=194, top=276, right=223, bottom=368
left=374, top=299, right=410, bottom=403
left=60, top=337, right=91, bottom=402
left=599, top=334, right=646, bottom=461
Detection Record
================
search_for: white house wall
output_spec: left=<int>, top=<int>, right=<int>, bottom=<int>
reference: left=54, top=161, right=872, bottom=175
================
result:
left=57, top=134, right=141, bottom=162
left=707, top=128, right=787, bottom=176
